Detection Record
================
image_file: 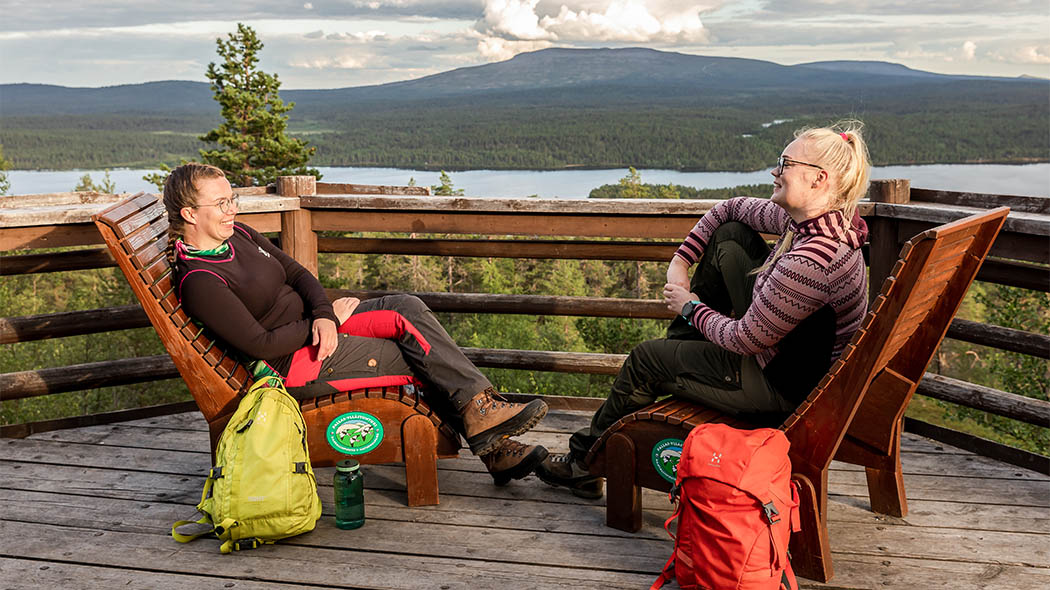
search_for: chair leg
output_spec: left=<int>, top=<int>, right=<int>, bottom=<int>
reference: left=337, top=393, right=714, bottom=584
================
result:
left=789, top=472, right=833, bottom=583
left=865, top=424, right=907, bottom=517
left=606, top=432, right=642, bottom=532
left=401, top=414, right=439, bottom=507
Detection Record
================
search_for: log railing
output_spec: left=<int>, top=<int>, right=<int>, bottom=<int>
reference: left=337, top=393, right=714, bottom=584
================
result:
left=2, top=180, right=1047, bottom=471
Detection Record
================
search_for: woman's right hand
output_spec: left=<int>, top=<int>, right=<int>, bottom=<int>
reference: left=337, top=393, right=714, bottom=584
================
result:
left=333, top=297, right=361, bottom=325
left=666, top=256, right=691, bottom=290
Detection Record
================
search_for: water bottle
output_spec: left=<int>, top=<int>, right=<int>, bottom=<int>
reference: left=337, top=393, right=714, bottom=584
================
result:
left=334, top=459, right=365, bottom=530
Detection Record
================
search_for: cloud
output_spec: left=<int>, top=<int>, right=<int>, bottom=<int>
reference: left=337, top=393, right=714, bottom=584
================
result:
left=289, top=54, right=367, bottom=69
left=477, top=1, right=711, bottom=43
left=477, top=36, right=553, bottom=61
left=961, top=40, right=976, bottom=61
left=990, top=43, right=1050, bottom=64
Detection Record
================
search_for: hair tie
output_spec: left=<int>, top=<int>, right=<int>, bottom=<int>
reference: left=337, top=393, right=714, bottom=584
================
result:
left=840, top=132, right=849, bottom=141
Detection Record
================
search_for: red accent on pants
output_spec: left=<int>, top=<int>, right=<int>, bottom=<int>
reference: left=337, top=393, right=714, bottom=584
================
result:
left=284, top=310, right=431, bottom=388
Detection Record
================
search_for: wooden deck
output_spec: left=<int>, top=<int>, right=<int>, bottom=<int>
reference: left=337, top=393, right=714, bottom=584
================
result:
left=1, top=408, right=1048, bottom=589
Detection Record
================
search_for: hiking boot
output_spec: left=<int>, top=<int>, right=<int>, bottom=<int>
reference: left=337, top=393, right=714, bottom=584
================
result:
left=461, top=388, right=548, bottom=456
left=535, top=452, right=604, bottom=499
left=481, top=439, right=549, bottom=486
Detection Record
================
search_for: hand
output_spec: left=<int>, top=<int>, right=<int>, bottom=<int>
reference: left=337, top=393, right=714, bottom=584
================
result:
left=311, top=317, right=338, bottom=361
left=332, top=297, right=361, bottom=325
left=666, top=256, right=691, bottom=291
left=663, top=283, right=699, bottom=315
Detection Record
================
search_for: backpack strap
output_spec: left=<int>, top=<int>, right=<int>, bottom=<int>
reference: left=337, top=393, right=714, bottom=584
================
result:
left=650, top=493, right=684, bottom=589
left=649, top=552, right=676, bottom=590
left=171, top=514, right=215, bottom=543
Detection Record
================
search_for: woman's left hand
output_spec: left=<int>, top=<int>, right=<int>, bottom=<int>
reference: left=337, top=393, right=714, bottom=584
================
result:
left=663, top=283, right=699, bottom=315
left=312, top=317, right=338, bottom=361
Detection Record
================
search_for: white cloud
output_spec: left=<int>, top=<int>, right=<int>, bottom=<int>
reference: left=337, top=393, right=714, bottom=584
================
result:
left=477, top=36, right=553, bottom=60
left=289, top=54, right=367, bottom=69
left=477, top=1, right=711, bottom=43
left=304, top=3, right=314, bottom=9
left=991, top=44, right=1050, bottom=65
left=962, top=40, right=976, bottom=61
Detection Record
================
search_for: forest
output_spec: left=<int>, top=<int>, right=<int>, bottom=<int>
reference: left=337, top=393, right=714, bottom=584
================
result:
left=2, top=86, right=1047, bottom=171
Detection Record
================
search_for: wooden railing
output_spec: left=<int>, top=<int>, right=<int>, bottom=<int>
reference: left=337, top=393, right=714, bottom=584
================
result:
left=2, top=179, right=1047, bottom=472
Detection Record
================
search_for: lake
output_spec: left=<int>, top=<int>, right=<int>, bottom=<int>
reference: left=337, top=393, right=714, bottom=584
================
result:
left=6, top=163, right=1049, bottom=199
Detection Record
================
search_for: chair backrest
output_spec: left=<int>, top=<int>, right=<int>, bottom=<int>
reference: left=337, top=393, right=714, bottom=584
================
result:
left=93, top=192, right=247, bottom=420
left=782, top=207, right=1009, bottom=471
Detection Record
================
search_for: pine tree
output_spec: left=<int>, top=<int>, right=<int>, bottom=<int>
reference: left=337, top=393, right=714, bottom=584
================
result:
left=199, top=23, right=318, bottom=187
left=74, top=170, right=117, bottom=193
left=0, top=145, right=10, bottom=196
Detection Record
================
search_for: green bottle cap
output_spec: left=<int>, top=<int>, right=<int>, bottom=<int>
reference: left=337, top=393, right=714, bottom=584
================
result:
left=336, top=459, right=360, bottom=472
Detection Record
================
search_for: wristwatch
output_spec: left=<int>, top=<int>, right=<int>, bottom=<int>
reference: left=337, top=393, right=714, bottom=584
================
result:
left=680, top=300, right=702, bottom=326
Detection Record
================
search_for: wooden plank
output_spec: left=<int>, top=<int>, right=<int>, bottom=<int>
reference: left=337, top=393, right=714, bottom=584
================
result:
left=976, top=258, right=1050, bottom=292
left=0, top=400, right=195, bottom=439
left=0, top=558, right=335, bottom=590
left=875, top=203, right=1048, bottom=237
left=6, top=434, right=1049, bottom=508
left=325, top=289, right=675, bottom=319
left=0, top=305, right=149, bottom=344
left=0, top=223, right=103, bottom=251
left=0, top=247, right=115, bottom=275
left=917, top=373, right=1050, bottom=426
left=946, top=318, right=1050, bottom=358
left=5, top=451, right=1045, bottom=537
left=0, top=355, right=177, bottom=399
left=312, top=210, right=701, bottom=239
left=318, top=236, right=680, bottom=261
left=302, top=194, right=724, bottom=215
left=910, top=188, right=1049, bottom=214
left=0, top=521, right=656, bottom=590
left=316, top=182, right=432, bottom=196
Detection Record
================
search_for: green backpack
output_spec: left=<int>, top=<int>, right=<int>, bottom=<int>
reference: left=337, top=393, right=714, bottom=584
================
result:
left=172, top=377, right=323, bottom=553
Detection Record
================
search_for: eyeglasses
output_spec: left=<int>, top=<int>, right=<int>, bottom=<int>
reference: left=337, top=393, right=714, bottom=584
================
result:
left=192, top=195, right=239, bottom=214
left=774, top=156, right=824, bottom=176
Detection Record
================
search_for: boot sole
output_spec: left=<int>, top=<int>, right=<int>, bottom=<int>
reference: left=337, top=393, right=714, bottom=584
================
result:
left=466, top=400, right=548, bottom=456
left=535, top=469, right=605, bottom=500
left=490, top=446, right=550, bottom=487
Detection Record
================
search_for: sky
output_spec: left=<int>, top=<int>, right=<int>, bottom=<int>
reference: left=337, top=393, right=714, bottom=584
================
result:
left=1, top=1, right=1048, bottom=89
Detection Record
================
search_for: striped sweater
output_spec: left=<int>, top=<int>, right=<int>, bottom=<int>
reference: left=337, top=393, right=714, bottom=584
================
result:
left=675, top=197, right=869, bottom=368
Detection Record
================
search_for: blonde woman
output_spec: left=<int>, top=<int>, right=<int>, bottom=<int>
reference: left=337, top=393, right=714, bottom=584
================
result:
left=538, top=122, right=872, bottom=498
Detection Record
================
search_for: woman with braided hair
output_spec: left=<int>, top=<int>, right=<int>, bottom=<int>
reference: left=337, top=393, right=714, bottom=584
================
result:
left=162, top=163, right=549, bottom=486
left=537, top=121, right=873, bottom=498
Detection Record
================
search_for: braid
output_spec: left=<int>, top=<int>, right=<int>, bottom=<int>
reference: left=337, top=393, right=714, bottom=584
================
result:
left=165, top=231, right=180, bottom=265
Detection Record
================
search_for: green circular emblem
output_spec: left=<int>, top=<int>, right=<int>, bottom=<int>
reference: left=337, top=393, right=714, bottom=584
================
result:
left=651, top=438, right=684, bottom=483
left=326, top=412, right=384, bottom=455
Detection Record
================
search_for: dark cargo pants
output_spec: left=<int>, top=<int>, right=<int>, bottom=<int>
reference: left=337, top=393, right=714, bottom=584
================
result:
left=285, top=294, right=490, bottom=414
left=568, top=222, right=795, bottom=459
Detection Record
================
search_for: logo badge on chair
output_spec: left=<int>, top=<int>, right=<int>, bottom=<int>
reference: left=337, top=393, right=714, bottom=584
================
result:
left=651, top=438, right=684, bottom=483
left=326, top=412, right=384, bottom=455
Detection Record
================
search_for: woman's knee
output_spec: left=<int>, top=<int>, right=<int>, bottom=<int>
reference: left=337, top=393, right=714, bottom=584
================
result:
left=383, top=293, right=429, bottom=314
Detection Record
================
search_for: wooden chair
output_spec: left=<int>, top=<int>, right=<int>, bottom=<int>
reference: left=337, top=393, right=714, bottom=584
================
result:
left=586, top=207, right=1009, bottom=582
left=93, top=193, right=461, bottom=507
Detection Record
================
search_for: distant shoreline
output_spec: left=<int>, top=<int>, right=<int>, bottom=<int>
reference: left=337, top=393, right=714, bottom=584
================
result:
left=12, top=157, right=1050, bottom=173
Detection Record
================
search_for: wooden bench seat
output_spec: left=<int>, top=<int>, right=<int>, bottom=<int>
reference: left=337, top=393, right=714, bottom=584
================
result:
left=586, top=206, right=1010, bottom=582
left=93, top=192, right=461, bottom=507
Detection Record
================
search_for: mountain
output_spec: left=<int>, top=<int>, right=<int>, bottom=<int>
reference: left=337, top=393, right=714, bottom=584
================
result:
left=2, top=48, right=1043, bottom=116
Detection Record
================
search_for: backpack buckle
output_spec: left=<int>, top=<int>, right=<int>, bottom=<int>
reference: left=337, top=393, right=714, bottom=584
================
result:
left=294, top=462, right=308, bottom=474
left=762, top=501, right=780, bottom=525
left=233, top=538, right=260, bottom=551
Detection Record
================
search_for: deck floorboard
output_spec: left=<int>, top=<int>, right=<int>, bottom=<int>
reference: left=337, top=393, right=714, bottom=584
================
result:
left=2, top=409, right=1048, bottom=589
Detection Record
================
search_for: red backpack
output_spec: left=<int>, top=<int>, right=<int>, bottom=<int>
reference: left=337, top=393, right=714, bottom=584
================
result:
left=651, top=423, right=800, bottom=590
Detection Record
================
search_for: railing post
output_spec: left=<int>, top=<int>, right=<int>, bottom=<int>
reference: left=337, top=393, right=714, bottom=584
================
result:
left=867, top=179, right=910, bottom=303
left=277, top=176, right=318, bottom=276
